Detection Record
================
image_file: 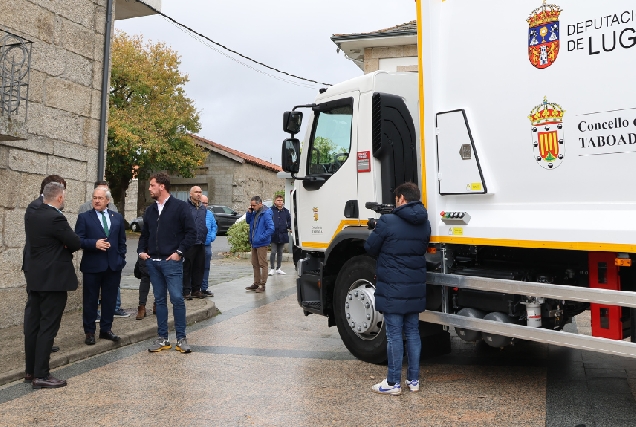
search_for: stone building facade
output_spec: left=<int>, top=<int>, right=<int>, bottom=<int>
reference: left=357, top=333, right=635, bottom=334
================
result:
left=331, top=21, right=418, bottom=74
left=137, top=136, right=283, bottom=214
left=0, top=0, right=160, bottom=328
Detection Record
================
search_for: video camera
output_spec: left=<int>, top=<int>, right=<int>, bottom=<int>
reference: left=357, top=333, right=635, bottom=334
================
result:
left=365, top=202, right=395, bottom=230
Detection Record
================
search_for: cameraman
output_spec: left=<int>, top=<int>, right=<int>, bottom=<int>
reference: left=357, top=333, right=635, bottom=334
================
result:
left=364, top=182, right=431, bottom=395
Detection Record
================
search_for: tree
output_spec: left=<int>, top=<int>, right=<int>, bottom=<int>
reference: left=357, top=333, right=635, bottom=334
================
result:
left=106, top=32, right=206, bottom=213
left=312, top=136, right=338, bottom=164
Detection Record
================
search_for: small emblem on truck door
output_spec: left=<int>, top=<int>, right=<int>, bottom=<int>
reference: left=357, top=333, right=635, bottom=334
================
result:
left=528, top=97, right=566, bottom=170
left=527, top=2, right=562, bottom=69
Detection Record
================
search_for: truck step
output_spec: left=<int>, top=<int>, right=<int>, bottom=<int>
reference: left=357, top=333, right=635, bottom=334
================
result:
left=302, top=301, right=322, bottom=310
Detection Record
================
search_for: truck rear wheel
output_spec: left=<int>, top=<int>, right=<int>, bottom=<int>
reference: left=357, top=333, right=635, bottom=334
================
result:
left=333, top=255, right=387, bottom=364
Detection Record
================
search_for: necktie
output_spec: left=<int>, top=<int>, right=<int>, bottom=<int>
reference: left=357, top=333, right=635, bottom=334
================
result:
left=100, top=212, right=110, bottom=237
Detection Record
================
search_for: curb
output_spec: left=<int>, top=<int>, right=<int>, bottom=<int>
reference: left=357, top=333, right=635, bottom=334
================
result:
left=0, top=300, right=218, bottom=386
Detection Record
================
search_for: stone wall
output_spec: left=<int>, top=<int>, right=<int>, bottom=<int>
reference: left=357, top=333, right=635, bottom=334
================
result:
left=0, top=0, right=111, bottom=327
left=137, top=150, right=284, bottom=215
left=124, top=178, right=138, bottom=222
left=231, top=162, right=284, bottom=209
left=363, top=44, right=418, bottom=74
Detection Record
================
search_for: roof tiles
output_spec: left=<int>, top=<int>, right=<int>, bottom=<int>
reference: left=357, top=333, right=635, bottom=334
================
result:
left=192, top=134, right=282, bottom=173
left=332, top=20, right=417, bottom=39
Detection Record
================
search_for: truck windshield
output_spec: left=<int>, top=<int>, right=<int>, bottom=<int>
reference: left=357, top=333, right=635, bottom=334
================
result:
left=307, top=104, right=353, bottom=175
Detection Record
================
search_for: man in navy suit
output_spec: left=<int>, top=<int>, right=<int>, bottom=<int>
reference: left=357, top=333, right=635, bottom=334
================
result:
left=75, top=187, right=127, bottom=345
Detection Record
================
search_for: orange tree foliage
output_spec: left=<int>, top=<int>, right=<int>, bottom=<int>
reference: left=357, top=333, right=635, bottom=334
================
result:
left=106, top=32, right=205, bottom=212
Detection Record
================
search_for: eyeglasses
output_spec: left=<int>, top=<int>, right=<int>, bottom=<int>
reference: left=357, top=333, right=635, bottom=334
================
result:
left=202, top=202, right=208, bottom=205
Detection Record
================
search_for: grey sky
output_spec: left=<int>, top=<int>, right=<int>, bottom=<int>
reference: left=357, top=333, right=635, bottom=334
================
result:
left=116, top=0, right=416, bottom=165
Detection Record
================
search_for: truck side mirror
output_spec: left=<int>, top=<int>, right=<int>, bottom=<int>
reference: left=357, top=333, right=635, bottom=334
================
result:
left=281, top=138, right=300, bottom=174
left=283, top=111, right=303, bottom=135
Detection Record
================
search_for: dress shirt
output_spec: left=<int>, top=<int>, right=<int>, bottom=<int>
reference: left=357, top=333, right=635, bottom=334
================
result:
left=95, top=208, right=111, bottom=233
left=156, top=196, right=170, bottom=216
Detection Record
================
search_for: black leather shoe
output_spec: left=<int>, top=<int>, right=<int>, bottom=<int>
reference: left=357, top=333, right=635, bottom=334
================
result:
left=51, top=345, right=60, bottom=352
left=32, top=375, right=67, bottom=389
left=183, top=292, right=193, bottom=301
left=24, top=373, right=33, bottom=383
left=85, top=333, right=95, bottom=345
left=202, top=290, right=214, bottom=297
left=99, top=331, right=120, bottom=342
left=191, top=290, right=205, bottom=299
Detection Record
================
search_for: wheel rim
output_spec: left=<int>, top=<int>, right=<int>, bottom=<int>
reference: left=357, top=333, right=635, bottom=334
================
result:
left=344, top=279, right=384, bottom=341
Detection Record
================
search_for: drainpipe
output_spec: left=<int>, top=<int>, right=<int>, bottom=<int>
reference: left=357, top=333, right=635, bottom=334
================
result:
left=97, top=0, right=114, bottom=180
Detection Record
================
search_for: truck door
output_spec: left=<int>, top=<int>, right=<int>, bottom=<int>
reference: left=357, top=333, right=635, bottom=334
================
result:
left=296, top=93, right=359, bottom=250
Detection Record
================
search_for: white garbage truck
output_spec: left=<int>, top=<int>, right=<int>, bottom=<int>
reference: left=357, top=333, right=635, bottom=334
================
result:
left=279, top=0, right=636, bottom=363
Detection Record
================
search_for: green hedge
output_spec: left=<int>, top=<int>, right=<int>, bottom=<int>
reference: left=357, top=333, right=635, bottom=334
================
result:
left=227, top=221, right=251, bottom=253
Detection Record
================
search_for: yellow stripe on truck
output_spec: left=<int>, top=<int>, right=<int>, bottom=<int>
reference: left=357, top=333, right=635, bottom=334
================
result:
left=416, top=0, right=428, bottom=208
left=431, top=235, right=636, bottom=253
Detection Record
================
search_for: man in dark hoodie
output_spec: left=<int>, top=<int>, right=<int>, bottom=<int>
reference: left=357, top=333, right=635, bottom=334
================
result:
left=364, top=182, right=431, bottom=396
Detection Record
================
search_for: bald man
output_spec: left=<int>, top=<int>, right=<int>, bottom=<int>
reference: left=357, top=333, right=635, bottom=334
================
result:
left=182, top=186, right=208, bottom=299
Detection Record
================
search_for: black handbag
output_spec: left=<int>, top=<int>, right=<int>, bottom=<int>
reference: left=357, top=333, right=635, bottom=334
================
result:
left=133, top=259, right=142, bottom=279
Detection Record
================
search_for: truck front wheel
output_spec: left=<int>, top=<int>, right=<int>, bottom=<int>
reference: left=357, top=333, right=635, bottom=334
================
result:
left=333, top=255, right=387, bottom=364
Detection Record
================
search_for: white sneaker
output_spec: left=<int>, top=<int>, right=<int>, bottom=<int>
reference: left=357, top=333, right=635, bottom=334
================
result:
left=405, top=379, right=420, bottom=392
left=268, top=269, right=275, bottom=276
left=276, top=268, right=286, bottom=275
left=371, top=379, right=401, bottom=395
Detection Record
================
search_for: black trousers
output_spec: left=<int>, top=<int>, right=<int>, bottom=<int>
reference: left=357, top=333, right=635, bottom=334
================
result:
left=182, top=244, right=205, bottom=294
left=24, top=291, right=67, bottom=378
left=137, top=259, right=152, bottom=305
left=83, top=268, right=120, bottom=334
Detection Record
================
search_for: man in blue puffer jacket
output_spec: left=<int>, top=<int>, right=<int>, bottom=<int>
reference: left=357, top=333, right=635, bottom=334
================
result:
left=200, top=195, right=217, bottom=297
left=364, top=182, right=431, bottom=396
left=244, top=196, right=274, bottom=293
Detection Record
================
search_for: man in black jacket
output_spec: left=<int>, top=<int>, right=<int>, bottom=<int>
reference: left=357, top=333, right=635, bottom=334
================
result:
left=24, top=182, right=81, bottom=389
left=22, top=174, right=66, bottom=356
left=364, top=182, right=431, bottom=396
left=269, top=195, right=291, bottom=276
left=182, top=186, right=208, bottom=300
left=138, top=173, right=196, bottom=354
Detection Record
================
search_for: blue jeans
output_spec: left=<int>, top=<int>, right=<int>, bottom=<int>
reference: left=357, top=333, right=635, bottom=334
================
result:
left=145, top=259, right=187, bottom=340
left=115, top=288, right=121, bottom=311
left=384, top=312, right=421, bottom=384
left=201, top=244, right=212, bottom=291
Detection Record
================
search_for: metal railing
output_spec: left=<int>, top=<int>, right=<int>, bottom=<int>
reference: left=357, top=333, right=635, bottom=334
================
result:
left=425, top=272, right=636, bottom=358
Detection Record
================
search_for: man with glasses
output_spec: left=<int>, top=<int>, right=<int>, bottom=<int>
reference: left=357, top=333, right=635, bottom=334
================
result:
left=200, top=195, right=217, bottom=297
left=75, top=187, right=127, bottom=346
left=182, top=186, right=208, bottom=300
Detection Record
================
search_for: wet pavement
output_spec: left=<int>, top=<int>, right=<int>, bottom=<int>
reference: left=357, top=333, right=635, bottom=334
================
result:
left=1, top=257, right=636, bottom=426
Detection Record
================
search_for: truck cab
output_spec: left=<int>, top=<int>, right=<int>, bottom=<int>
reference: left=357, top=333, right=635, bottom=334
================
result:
left=280, top=72, right=445, bottom=363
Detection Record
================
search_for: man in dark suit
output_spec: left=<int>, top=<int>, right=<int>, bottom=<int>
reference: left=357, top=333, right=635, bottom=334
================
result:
left=24, top=182, right=81, bottom=389
left=75, top=187, right=127, bottom=345
left=22, top=174, right=67, bottom=361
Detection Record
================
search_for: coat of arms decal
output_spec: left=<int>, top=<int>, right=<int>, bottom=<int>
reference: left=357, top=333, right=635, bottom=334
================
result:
left=528, top=97, right=565, bottom=170
left=527, top=1, right=562, bottom=69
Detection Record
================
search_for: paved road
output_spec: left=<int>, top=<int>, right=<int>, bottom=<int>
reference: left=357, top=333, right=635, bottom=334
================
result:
left=2, top=261, right=636, bottom=426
